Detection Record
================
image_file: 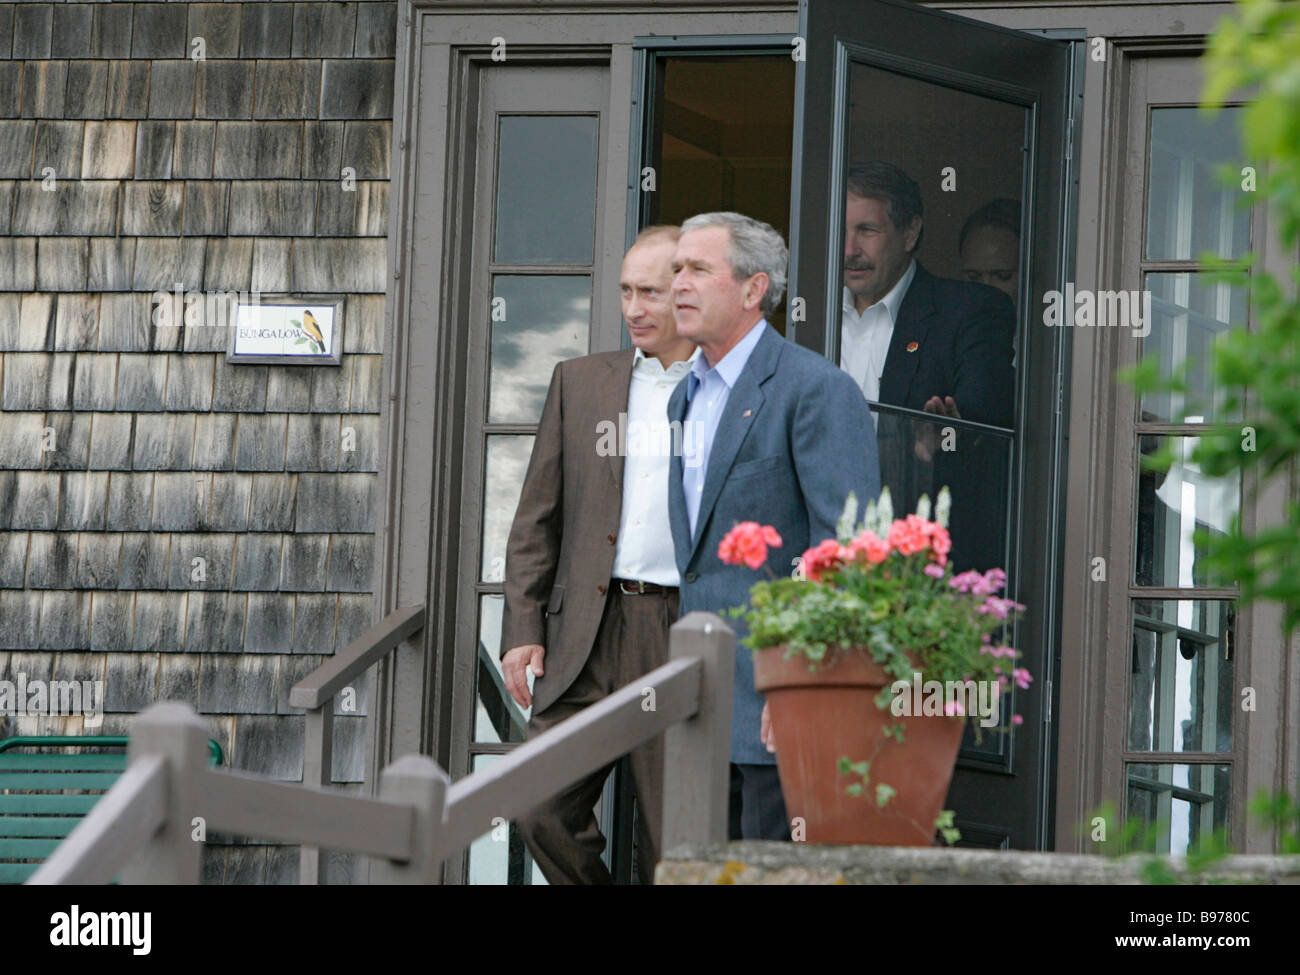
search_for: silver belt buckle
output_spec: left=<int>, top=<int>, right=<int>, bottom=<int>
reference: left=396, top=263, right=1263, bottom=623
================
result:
left=620, top=579, right=645, bottom=594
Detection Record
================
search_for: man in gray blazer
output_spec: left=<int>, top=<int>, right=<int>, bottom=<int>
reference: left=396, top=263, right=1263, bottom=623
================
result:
left=667, top=212, right=881, bottom=839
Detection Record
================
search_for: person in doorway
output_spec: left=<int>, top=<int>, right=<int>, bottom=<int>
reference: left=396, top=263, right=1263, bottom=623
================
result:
left=500, top=225, right=696, bottom=885
left=839, top=162, right=1016, bottom=572
left=958, top=197, right=1022, bottom=306
left=667, top=211, right=880, bottom=840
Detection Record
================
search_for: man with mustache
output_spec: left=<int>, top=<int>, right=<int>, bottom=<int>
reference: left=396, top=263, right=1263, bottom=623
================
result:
left=840, top=161, right=1016, bottom=571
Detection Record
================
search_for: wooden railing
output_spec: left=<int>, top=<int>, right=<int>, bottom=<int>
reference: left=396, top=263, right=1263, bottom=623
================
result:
left=27, top=612, right=734, bottom=885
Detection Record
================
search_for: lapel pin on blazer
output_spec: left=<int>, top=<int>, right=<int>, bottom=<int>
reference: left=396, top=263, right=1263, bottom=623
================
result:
left=742, top=409, right=753, bottom=418
left=906, top=341, right=919, bottom=353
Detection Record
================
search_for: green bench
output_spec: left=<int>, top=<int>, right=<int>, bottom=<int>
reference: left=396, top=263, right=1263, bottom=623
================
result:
left=0, top=735, right=223, bottom=884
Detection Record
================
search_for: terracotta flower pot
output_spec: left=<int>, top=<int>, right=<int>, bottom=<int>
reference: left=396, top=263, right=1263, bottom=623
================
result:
left=753, top=646, right=965, bottom=846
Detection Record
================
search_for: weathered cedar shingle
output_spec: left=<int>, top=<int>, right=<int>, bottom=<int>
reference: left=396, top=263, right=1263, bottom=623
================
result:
left=0, top=294, right=20, bottom=349
left=255, top=60, right=321, bottom=120
left=245, top=592, right=293, bottom=653
left=331, top=716, right=366, bottom=782
left=320, top=60, right=393, bottom=120
left=0, top=120, right=35, bottom=178
left=350, top=355, right=383, bottom=413
left=51, top=4, right=93, bottom=59
left=80, top=121, right=134, bottom=180
left=229, top=180, right=316, bottom=236
left=0, top=6, right=14, bottom=60
left=207, top=472, right=252, bottom=531
left=250, top=237, right=291, bottom=292
left=265, top=367, right=313, bottom=413
left=293, top=238, right=385, bottom=293
left=2, top=352, right=66, bottom=411
left=71, top=353, right=117, bottom=411
left=0, top=530, right=28, bottom=588
left=291, top=591, right=337, bottom=650
left=132, top=237, right=205, bottom=291
left=212, top=361, right=267, bottom=412
left=32, top=120, right=83, bottom=179
left=46, top=413, right=93, bottom=471
left=213, top=121, right=300, bottom=178
left=0, top=64, right=19, bottom=119
left=19, top=183, right=118, bottom=238
left=203, top=236, right=253, bottom=290
left=233, top=412, right=287, bottom=471
left=36, top=238, right=89, bottom=292
left=54, top=294, right=100, bottom=350
left=184, top=181, right=229, bottom=236
left=355, top=4, right=397, bottom=58
left=280, top=535, right=328, bottom=593
left=304, top=120, right=343, bottom=179
left=133, top=591, right=188, bottom=653
left=292, top=3, right=357, bottom=59
left=118, top=530, right=170, bottom=589
left=132, top=412, right=196, bottom=469
left=156, top=652, right=201, bottom=709
left=0, top=238, right=37, bottom=293
left=16, top=295, right=53, bottom=352
left=134, top=120, right=174, bottom=179
left=88, top=413, right=135, bottom=472
left=101, top=650, right=156, bottom=708
left=88, top=237, right=136, bottom=291
left=164, top=353, right=215, bottom=411
left=91, top=4, right=133, bottom=59
left=186, top=592, right=247, bottom=658
left=151, top=471, right=206, bottom=530
left=200, top=654, right=279, bottom=714
left=170, top=533, right=236, bottom=590
left=122, top=180, right=185, bottom=236
left=106, top=60, right=151, bottom=120
left=195, top=60, right=254, bottom=119
left=338, top=414, right=381, bottom=472
left=26, top=533, right=71, bottom=586
left=22, top=61, right=67, bottom=118
left=75, top=533, right=121, bottom=587
left=173, top=120, right=215, bottom=178
left=13, top=3, right=52, bottom=60
left=309, top=354, right=354, bottom=412
left=285, top=413, right=340, bottom=471
left=64, top=62, right=109, bottom=120
left=116, top=353, right=168, bottom=411
left=148, top=60, right=196, bottom=119
left=327, top=534, right=373, bottom=593
left=229, top=532, right=280, bottom=591
left=91, top=595, right=136, bottom=653
left=188, top=3, right=242, bottom=59
left=295, top=474, right=374, bottom=532
left=12, top=472, right=60, bottom=530
left=39, top=592, right=91, bottom=650
left=343, top=295, right=383, bottom=354
left=97, top=293, right=150, bottom=351
left=234, top=713, right=302, bottom=779
left=59, top=473, right=109, bottom=532
left=131, top=3, right=187, bottom=60
left=241, top=3, right=292, bottom=59
left=0, top=591, right=42, bottom=649
left=193, top=412, right=236, bottom=470
left=248, top=473, right=297, bottom=531
left=315, top=180, right=386, bottom=236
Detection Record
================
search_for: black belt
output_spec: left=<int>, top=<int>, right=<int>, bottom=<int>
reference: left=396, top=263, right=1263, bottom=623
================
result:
left=613, top=578, right=678, bottom=596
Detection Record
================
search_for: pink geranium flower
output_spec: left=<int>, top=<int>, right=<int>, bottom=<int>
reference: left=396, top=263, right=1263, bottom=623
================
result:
left=718, top=522, right=782, bottom=570
left=847, top=530, right=891, bottom=565
left=801, top=538, right=848, bottom=582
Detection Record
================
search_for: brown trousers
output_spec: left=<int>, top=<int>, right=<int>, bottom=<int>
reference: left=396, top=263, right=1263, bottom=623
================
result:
left=517, top=586, right=678, bottom=885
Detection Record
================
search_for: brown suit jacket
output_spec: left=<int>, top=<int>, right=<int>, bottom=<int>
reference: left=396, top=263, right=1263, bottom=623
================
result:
left=500, top=347, right=638, bottom=715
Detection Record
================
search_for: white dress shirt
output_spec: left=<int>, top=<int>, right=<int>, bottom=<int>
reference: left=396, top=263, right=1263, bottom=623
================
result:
left=839, top=258, right=916, bottom=403
left=612, top=345, right=700, bottom=585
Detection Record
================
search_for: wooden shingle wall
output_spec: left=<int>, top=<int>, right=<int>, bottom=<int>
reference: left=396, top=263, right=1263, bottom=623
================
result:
left=0, top=2, right=398, bottom=884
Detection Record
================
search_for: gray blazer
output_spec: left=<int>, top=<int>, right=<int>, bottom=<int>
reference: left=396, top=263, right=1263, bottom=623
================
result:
left=668, top=323, right=881, bottom=764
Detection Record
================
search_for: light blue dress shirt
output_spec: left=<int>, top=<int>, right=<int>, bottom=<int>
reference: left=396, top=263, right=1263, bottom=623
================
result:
left=682, top=319, right=768, bottom=537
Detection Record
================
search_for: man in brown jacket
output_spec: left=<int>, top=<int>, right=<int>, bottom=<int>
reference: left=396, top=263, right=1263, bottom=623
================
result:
left=500, top=226, right=697, bottom=884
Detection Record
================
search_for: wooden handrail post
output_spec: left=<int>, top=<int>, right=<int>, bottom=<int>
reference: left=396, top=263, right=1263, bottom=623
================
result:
left=371, top=755, right=450, bottom=883
left=119, top=702, right=210, bottom=884
left=300, top=705, right=334, bottom=884
left=660, top=612, right=735, bottom=861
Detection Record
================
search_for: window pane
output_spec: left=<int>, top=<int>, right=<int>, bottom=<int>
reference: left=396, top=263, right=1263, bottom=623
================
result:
left=467, top=754, right=548, bottom=884
left=1140, top=273, right=1246, bottom=424
left=1128, top=599, right=1234, bottom=753
left=489, top=275, right=590, bottom=423
left=494, top=115, right=599, bottom=265
left=1125, top=763, right=1230, bottom=855
left=1145, top=108, right=1249, bottom=261
left=475, top=594, right=529, bottom=744
left=481, top=435, right=534, bottom=583
left=1134, top=435, right=1240, bottom=587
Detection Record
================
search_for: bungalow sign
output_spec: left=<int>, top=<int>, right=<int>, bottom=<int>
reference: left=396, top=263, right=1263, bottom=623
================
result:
left=229, top=296, right=345, bottom=365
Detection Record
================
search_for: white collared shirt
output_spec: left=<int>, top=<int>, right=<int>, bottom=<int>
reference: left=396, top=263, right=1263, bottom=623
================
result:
left=839, top=258, right=916, bottom=403
left=612, top=345, right=700, bottom=585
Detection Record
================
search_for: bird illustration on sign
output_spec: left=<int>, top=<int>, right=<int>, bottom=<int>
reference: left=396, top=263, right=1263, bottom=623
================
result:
left=291, top=309, right=327, bottom=354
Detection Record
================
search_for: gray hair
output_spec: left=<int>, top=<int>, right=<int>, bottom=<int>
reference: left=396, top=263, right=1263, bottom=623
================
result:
left=680, top=212, right=788, bottom=316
